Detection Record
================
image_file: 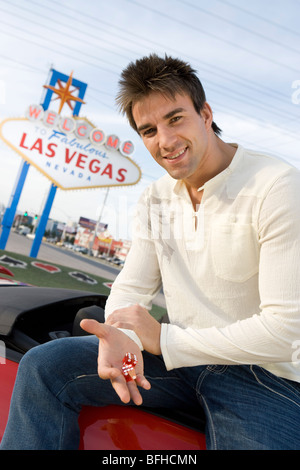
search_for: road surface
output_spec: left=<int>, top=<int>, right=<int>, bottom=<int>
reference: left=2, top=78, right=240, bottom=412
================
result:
left=3, top=231, right=166, bottom=308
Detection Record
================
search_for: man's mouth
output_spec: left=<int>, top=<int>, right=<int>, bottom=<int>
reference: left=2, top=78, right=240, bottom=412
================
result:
left=164, top=147, right=187, bottom=160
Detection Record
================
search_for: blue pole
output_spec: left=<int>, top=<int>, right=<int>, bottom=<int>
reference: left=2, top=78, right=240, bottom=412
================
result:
left=0, top=160, right=30, bottom=250
left=29, top=183, right=57, bottom=258
left=28, top=70, right=87, bottom=258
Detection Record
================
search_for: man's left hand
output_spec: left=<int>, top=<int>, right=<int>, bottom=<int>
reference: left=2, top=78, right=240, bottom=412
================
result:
left=106, top=304, right=162, bottom=355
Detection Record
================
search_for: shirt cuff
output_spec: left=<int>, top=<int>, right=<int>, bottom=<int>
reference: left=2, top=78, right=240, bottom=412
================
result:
left=118, top=328, right=144, bottom=351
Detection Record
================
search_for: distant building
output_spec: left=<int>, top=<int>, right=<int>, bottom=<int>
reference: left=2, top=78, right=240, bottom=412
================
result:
left=74, top=224, right=131, bottom=261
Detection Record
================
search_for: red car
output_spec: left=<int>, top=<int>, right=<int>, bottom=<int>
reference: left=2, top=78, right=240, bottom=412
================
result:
left=0, top=281, right=206, bottom=451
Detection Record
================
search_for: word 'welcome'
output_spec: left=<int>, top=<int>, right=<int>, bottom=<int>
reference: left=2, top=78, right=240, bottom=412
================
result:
left=26, top=104, right=135, bottom=157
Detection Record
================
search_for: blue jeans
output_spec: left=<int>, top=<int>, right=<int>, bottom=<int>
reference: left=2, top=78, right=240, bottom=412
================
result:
left=1, top=335, right=300, bottom=450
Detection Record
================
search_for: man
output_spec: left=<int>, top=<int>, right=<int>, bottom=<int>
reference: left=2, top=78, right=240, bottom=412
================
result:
left=1, top=54, right=300, bottom=450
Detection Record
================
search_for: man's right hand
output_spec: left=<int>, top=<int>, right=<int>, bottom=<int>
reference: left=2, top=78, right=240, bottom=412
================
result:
left=80, top=319, right=151, bottom=406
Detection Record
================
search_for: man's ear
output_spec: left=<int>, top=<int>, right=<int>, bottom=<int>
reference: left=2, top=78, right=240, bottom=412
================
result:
left=200, top=102, right=213, bottom=129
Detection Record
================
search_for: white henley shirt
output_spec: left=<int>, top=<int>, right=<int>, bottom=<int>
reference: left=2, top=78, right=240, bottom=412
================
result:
left=105, top=144, right=300, bottom=383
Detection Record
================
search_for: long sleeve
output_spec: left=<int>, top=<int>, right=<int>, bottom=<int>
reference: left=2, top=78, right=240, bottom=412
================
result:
left=104, top=236, right=162, bottom=315
left=161, top=168, right=300, bottom=381
left=104, top=197, right=163, bottom=350
left=105, top=188, right=162, bottom=316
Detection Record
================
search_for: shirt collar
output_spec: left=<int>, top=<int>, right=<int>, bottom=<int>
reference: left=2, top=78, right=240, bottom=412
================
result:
left=172, top=143, right=243, bottom=196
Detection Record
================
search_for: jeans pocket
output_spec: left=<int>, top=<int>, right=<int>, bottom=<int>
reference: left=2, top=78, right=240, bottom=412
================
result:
left=251, top=365, right=300, bottom=407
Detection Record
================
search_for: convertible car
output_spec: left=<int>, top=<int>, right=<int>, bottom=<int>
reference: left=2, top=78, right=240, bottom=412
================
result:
left=0, top=271, right=206, bottom=450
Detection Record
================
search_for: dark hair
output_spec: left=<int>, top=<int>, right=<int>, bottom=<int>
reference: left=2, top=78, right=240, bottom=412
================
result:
left=116, top=53, right=222, bottom=136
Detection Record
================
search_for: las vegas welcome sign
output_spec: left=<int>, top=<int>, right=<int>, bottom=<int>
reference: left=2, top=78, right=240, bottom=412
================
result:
left=0, top=104, right=141, bottom=190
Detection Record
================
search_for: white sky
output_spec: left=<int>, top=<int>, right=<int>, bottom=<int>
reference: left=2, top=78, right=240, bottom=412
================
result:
left=0, top=0, right=299, bottom=240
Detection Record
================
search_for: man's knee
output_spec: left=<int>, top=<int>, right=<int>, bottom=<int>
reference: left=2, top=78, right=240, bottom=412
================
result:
left=16, top=341, right=59, bottom=386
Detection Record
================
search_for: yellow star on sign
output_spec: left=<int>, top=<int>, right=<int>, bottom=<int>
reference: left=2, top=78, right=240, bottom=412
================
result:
left=43, top=71, right=86, bottom=115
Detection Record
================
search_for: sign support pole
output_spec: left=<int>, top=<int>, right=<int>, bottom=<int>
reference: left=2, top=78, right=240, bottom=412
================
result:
left=27, top=69, right=87, bottom=258
left=0, top=160, right=30, bottom=250
left=29, top=183, right=57, bottom=258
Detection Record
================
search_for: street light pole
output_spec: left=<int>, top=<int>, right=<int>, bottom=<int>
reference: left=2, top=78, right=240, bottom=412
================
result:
left=89, top=187, right=110, bottom=255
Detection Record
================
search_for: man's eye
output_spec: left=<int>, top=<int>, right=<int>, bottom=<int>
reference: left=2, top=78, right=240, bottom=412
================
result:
left=143, top=128, right=155, bottom=136
left=171, top=116, right=181, bottom=123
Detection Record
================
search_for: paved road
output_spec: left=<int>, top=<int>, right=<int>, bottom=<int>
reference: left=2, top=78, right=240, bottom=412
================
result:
left=4, top=231, right=166, bottom=308
left=5, top=231, right=120, bottom=279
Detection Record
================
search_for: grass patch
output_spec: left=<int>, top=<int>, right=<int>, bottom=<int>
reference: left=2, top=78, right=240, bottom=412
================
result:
left=0, top=249, right=166, bottom=321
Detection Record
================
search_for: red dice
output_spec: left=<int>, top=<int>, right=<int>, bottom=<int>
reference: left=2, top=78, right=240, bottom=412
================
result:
left=122, top=352, right=138, bottom=382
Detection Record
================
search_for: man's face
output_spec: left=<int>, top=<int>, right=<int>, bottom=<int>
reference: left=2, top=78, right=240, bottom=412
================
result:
left=132, top=91, right=213, bottom=187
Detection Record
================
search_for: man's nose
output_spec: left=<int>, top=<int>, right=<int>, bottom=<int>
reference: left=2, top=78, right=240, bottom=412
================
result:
left=157, top=126, right=177, bottom=152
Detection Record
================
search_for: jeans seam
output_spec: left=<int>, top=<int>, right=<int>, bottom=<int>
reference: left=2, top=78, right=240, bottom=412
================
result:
left=57, top=373, right=100, bottom=449
left=194, top=367, right=215, bottom=448
left=206, top=365, right=228, bottom=374
left=250, top=365, right=300, bottom=409
left=145, top=376, right=181, bottom=380
left=75, top=373, right=99, bottom=380
left=59, top=401, right=67, bottom=450
left=195, top=366, right=210, bottom=391
left=55, top=373, right=99, bottom=399
left=200, top=396, right=217, bottom=450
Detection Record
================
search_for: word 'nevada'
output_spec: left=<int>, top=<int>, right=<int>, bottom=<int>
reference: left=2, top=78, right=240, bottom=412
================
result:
left=26, top=105, right=135, bottom=157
